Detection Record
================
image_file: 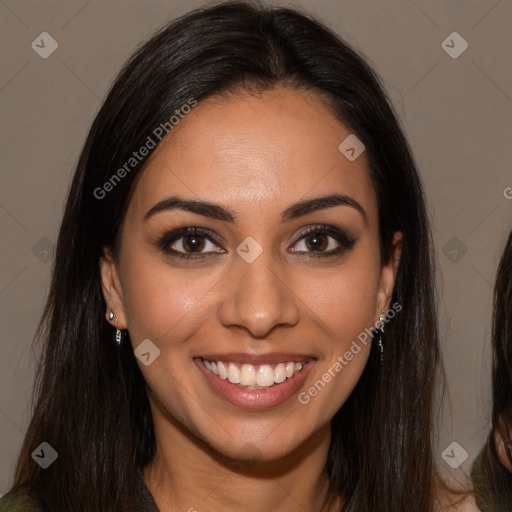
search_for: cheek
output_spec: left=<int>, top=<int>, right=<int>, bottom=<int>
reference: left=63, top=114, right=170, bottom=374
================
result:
left=120, top=254, right=218, bottom=344
left=306, top=278, right=376, bottom=332
left=294, top=252, right=380, bottom=411
left=299, top=260, right=381, bottom=343
left=297, top=271, right=376, bottom=419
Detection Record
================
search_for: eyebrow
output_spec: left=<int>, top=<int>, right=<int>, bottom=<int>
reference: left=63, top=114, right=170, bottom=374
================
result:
left=144, top=193, right=367, bottom=225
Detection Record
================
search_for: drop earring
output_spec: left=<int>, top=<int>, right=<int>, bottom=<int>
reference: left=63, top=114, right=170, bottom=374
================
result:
left=108, top=311, right=123, bottom=346
left=115, top=328, right=123, bottom=346
left=377, top=310, right=386, bottom=363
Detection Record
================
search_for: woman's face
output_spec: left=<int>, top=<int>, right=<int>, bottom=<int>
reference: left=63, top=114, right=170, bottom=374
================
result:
left=101, top=87, right=401, bottom=463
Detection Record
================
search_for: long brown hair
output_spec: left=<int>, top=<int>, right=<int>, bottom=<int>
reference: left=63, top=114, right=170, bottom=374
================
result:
left=472, top=229, right=512, bottom=511
left=9, top=2, right=441, bottom=510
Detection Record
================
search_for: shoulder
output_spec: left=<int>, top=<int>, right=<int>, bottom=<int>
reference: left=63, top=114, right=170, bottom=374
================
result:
left=0, top=490, right=44, bottom=512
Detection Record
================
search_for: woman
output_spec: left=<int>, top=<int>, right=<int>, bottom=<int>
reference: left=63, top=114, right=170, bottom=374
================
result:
left=0, top=2, right=475, bottom=511
left=472, top=229, right=512, bottom=511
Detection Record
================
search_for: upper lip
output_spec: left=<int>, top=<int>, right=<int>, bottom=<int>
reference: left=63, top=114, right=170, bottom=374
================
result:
left=195, top=352, right=316, bottom=365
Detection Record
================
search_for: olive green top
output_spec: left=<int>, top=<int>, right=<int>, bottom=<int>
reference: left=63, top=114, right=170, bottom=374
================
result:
left=0, top=470, right=160, bottom=511
left=471, top=448, right=512, bottom=512
left=471, top=450, right=488, bottom=512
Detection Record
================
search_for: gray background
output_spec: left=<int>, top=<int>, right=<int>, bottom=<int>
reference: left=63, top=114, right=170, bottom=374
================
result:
left=1, top=0, right=511, bottom=495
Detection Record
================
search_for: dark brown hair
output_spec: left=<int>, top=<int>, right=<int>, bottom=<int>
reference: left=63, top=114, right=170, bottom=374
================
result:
left=472, top=229, right=512, bottom=511
left=8, top=2, right=442, bottom=510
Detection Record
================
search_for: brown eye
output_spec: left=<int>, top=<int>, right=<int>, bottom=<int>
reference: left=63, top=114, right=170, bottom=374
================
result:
left=157, top=227, right=224, bottom=259
left=290, top=225, right=357, bottom=257
left=180, top=234, right=207, bottom=253
left=304, top=233, right=329, bottom=252
left=169, top=233, right=221, bottom=255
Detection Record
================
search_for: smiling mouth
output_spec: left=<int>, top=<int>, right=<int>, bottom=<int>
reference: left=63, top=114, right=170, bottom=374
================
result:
left=198, top=358, right=308, bottom=389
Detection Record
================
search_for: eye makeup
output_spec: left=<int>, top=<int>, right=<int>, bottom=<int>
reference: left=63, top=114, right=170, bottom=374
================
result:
left=153, top=223, right=358, bottom=261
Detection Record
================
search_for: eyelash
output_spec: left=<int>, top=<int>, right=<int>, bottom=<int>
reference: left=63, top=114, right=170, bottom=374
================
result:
left=156, top=224, right=357, bottom=261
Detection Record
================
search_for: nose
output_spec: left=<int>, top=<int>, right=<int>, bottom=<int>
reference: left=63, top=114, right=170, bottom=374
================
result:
left=218, top=251, right=300, bottom=338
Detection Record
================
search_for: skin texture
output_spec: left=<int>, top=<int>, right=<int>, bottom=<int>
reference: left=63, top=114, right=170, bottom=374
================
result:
left=100, top=87, right=402, bottom=511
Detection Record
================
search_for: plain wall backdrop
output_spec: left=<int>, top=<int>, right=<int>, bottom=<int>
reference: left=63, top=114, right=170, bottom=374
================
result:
left=1, top=0, right=511, bottom=495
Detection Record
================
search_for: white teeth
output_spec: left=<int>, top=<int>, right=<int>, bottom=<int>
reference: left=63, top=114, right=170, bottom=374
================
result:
left=202, top=358, right=307, bottom=387
left=240, top=364, right=257, bottom=386
left=274, top=363, right=286, bottom=383
left=217, top=361, right=228, bottom=380
left=257, top=365, right=275, bottom=387
left=227, top=362, right=241, bottom=384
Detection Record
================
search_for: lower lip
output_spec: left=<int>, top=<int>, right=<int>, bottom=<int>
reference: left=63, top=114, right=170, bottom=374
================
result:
left=194, top=358, right=315, bottom=410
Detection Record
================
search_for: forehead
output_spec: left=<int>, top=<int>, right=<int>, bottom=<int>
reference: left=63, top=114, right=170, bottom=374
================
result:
left=126, top=87, right=375, bottom=222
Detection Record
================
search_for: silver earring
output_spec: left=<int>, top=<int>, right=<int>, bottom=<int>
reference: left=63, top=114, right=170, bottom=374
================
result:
left=108, top=311, right=123, bottom=346
left=377, top=311, right=386, bottom=363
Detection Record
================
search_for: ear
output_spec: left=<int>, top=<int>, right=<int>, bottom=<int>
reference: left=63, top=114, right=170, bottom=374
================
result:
left=376, top=231, right=402, bottom=316
left=495, top=416, right=512, bottom=472
left=99, top=247, right=128, bottom=329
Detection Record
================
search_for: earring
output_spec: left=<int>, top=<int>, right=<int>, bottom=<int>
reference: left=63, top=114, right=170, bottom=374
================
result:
left=377, top=310, right=386, bottom=363
left=108, top=311, right=123, bottom=347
